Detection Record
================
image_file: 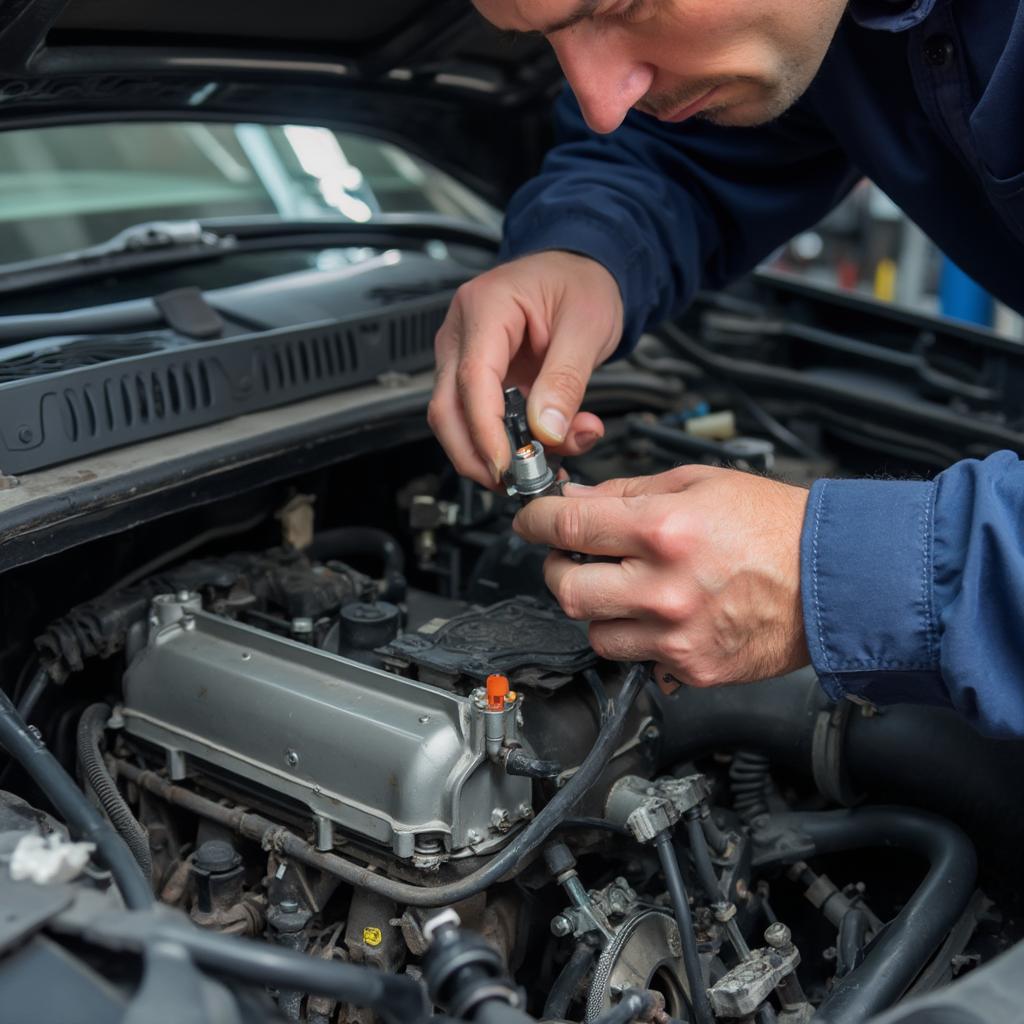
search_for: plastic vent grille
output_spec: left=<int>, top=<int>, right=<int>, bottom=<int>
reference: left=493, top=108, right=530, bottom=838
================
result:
left=0, top=294, right=449, bottom=475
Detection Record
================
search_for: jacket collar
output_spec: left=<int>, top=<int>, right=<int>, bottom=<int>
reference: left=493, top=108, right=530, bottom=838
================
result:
left=848, top=0, right=938, bottom=31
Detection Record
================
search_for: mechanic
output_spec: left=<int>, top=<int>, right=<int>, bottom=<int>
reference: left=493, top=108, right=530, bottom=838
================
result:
left=428, top=0, right=1024, bottom=738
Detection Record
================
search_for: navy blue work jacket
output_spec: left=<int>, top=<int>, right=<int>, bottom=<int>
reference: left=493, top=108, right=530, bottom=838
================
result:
left=501, top=0, right=1024, bottom=736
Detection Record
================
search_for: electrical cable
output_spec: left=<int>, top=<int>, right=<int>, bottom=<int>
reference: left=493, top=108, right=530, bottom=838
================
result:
left=77, top=703, right=152, bottom=882
left=0, top=686, right=152, bottom=909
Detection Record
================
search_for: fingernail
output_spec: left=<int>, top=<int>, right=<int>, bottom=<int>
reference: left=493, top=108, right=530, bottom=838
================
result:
left=539, top=407, right=568, bottom=443
left=574, top=431, right=600, bottom=449
left=490, top=459, right=504, bottom=485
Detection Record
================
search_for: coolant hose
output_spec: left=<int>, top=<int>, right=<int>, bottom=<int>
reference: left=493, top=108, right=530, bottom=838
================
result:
left=761, top=807, right=977, bottom=1024
left=654, top=669, right=1024, bottom=868
left=307, top=526, right=405, bottom=577
left=0, top=687, right=153, bottom=909
left=77, top=703, right=152, bottom=883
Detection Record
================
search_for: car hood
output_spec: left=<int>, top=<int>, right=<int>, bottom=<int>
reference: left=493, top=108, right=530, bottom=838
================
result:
left=0, top=0, right=561, bottom=200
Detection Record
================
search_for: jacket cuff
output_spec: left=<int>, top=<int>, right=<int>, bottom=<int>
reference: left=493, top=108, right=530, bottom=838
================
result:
left=500, top=211, right=652, bottom=354
left=800, top=477, right=950, bottom=709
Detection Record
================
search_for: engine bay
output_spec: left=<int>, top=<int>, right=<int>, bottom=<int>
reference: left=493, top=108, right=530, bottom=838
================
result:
left=3, top=276, right=1024, bottom=1024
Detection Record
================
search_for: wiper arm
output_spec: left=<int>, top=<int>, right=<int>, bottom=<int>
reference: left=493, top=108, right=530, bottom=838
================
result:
left=0, top=220, right=237, bottom=294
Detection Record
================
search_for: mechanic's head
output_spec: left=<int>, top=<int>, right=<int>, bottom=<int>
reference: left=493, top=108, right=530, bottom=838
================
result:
left=473, top=0, right=848, bottom=133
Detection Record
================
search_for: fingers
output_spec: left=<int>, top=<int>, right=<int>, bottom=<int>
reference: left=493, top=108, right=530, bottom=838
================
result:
left=428, top=357, right=495, bottom=488
left=556, top=410, right=606, bottom=457
left=526, top=302, right=612, bottom=447
left=543, top=554, right=649, bottom=621
left=562, top=463, right=720, bottom=500
left=514, top=495, right=649, bottom=558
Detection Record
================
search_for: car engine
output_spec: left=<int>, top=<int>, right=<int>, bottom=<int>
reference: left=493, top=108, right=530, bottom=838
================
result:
left=4, top=304, right=1024, bottom=1024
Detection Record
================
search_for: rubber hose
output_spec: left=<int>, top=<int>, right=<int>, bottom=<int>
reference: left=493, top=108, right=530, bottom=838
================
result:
left=307, top=527, right=405, bottom=576
left=0, top=687, right=152, bottom=909
left=79, top=913, right=427, bottom=1024
left=684, top=817, right=723, bottom=901
left=729, top=751, right=772, bottom=822
left=763, top=807, right=977, bottom=1024
left=836, top=907, right=870, bottom=979
left=654, top=833, right=714, bottom=1024
left=120, top=663, right=649, bottom=907
left=543, top=943, right=597, bottom=1021
left=17, top=667, right=50, bottom=724
left=77, top=703, right=152, bottom=883
left=654, top=670, right=1024, bottom=862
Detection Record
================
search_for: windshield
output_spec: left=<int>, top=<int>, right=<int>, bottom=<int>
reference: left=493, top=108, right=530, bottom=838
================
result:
left=0, top=121, right=500, bottom=264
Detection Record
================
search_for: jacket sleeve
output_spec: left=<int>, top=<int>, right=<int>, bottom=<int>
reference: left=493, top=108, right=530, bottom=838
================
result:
left=500, top=85, right=862, bottom=348
left=801, top=451, right=1024, bottom=737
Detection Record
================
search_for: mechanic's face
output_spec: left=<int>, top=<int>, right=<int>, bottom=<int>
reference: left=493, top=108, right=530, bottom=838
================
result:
left=473, top=0, right=848, bottom=133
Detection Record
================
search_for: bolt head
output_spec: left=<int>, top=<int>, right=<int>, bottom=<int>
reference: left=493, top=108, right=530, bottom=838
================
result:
left=551, top=915, right=573, bottom=937
left=285, top=750, right=299, bottom=768
left=764, top=922, right=792, bottom=949
left=278, top=899, right=300, bottom=913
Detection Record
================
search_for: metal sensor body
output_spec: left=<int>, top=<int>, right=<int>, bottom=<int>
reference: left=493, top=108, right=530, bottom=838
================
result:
left=503, top=387, right=561, bottom=504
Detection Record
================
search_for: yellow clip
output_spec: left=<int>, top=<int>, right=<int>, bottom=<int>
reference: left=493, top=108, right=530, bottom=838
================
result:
left=362, top=926, right=383, bottom=947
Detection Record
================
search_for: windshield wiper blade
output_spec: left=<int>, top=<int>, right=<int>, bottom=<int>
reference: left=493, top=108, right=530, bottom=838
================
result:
left=0, top=220, right=237, bottom=294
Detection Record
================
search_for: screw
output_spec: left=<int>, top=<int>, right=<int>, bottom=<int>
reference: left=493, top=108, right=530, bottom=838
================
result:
left=419, top=715, right=431, bottom=724
left=241, top=652, right=251, bottom=661
left=466, top=830, right=482, bottom=844
left=17, top=426, right=32, bottom=444
left=551, top=915, right=573, bottom=937
left=643, top=724, right=660, bottom=741
left=764, top=922, right=792, bottom=949
left=285, top=750, right=299, bottom=768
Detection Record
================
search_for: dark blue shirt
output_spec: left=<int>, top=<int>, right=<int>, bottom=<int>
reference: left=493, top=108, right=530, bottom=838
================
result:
left=501, top=0, right=1024, bottom=735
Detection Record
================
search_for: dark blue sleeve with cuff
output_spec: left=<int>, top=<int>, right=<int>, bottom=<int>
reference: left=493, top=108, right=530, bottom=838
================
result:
left=801, top=452, right=1024, bottom=737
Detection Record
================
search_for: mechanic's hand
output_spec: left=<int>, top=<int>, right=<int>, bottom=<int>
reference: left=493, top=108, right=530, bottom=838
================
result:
left=428, top=251, right=624, bottom=487
left=512, top=465, right=811, bottom=694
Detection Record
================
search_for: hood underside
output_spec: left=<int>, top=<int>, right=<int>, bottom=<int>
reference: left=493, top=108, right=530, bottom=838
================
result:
left=0, top=0, right=561, bottom=200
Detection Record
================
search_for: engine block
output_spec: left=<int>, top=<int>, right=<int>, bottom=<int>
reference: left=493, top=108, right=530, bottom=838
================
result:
left=121, top=593, right=535, bottom=860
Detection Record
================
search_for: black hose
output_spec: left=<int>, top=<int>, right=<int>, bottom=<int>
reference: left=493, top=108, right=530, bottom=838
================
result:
left=543, top=942, right=597, bottom=1021
left=119, top=663, right=649, bottom=907
left=0, top=687, right=152, bottom=909
left=17, top=667, right=50, bottom=724
left=836, top=908, right=870, bottom=979
left=729, top=751, right=772, bottom=822
left=654, top=669, right=1024, bottom=878
left=589, top=990, right=653, bottom=1024
left=558, top=817, right=630, bottom=836
left=78, top=913, right=427, bottom=1024
left=684, top=817, right=723, bottom=901
left=307, top=527, right=405, bottom=576
left=653, top=833, right=714, bottom=1024
left=762, top=808, right=976, bottom=1024
left=700, top=816, right=730, bottom=856
left=77, top=703, right=152, bottom=883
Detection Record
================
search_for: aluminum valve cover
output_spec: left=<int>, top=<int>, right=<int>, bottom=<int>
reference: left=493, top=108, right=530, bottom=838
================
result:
left=121, top=596, right=533, bottom=859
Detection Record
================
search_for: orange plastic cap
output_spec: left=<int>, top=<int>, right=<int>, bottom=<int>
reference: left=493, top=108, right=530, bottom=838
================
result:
left=486, top=674, right=510, bottom=711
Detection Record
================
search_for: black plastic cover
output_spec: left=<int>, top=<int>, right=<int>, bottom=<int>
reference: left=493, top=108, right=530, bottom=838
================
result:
left=0, top=294, right=447, bottom=475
